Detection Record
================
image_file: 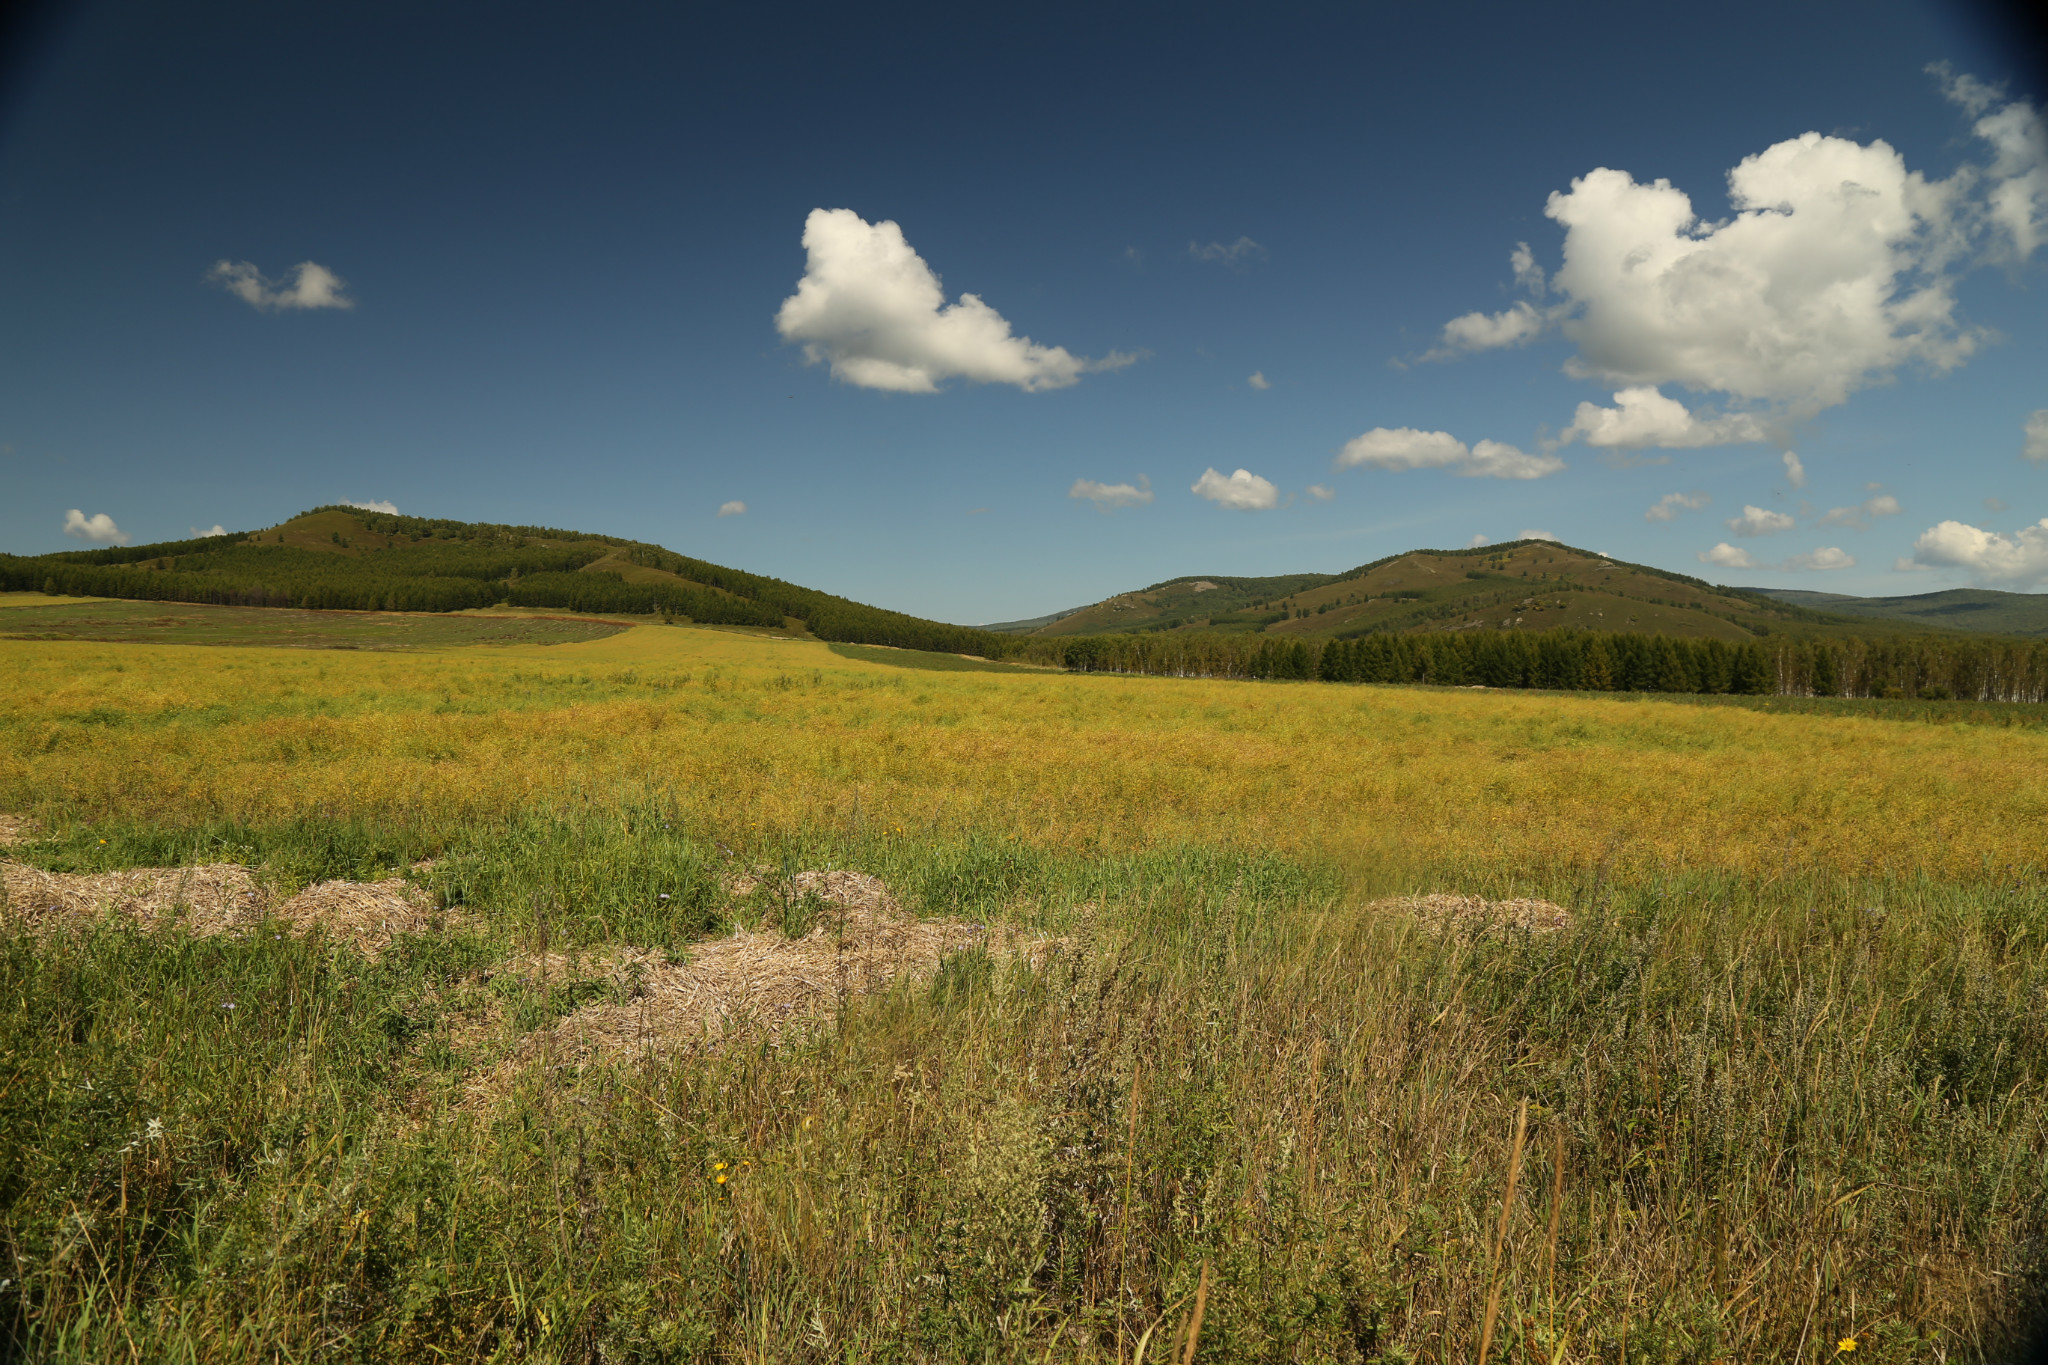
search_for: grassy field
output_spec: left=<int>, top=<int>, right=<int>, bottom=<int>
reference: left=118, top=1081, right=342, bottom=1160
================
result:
left=3, top=619, right=2046, bottom=1361
left=0, top=597, right=631, bottom=650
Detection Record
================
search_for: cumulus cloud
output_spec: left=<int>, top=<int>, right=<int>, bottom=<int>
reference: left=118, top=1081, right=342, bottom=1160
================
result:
left=1727, top=504, right=1795, bottom=536
left=1190, top=467, right=1279, bottom=510
left=1247, top=371, right=1270, bottom=390
left=1189, top=237, right=1265, bottom=265
left=1334, top=427, right=1564, bottom=480
left=1435, top=74, right=2044, bottom=456
left=717, top=500, right=747, bottom=517
left=775, top=209, right=1127, bottom=393
left=1700, top=542, right=1758, bottom=569
left=1434, top=301, right=1545, bottom=356
left=1700, top=541, right=1852, bottom=571
left=1818, top=493, right=1902, bottom=530
left=1541, top=134, right=1986, bottom=416
left=208, top=260, right=354, bottom=311
left=1518, top=529, right=1561, bottom=542
left=62, top=509, right=128, bottom=544
left=1646, top=491, right=1710, bottom=522
left=1932, top=64, right=2048, bottom=261
left=190, top=525, right=228, bottom=537
left=1782, top=452, right=1808, bottom=489
left=1069, top=476, right=1154, bottom=511
left=1467, top=534, right=1492, bottom=548
left=1306, top=484, right=1335, bottom=502
left=1910, top=517, right=2048, bottom=587
left=1561, top=387, right=1768, bottom=449
left=2025, top=410, right=2048, bottom=462
left=343, top=499, right=398, bottom=515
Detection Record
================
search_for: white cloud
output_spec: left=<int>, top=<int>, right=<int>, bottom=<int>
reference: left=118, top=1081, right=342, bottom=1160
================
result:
left=1702, top=540, right=1853, bottom=571
left=1069, top=476, right=1154, bottom=510
left=1467, top=534, right=1492, bottom=548
left=775, top=209, right=1127, bottom=393
left=717, top=500, right=747, bottom=517
left=2025, top=410, right=2048, bottom=462
left=1818, top=493, right=1902, bottom=530
left=1929, top=61, right=2003, bottom=118
left=1247, top=371, right=1270, bottom=390
left=343, top=499, right=398, bottom=515
left=1434, top=301, right=1545, bottom=355
left=1782, top=547, right=1855, bottom=571
left=1727, top=504, right=1795, bottom=536
left=1561, top=387, right=1768, bottom=449
left=1910, top=517, right=2048, bottom=587
left=1334, top=427, right=1564, bottom=480
left=62, top=509, right=128, bottom=544
left=1700, top=543, right=1757, bottom=569
left=1190, top=467, right=1279, bottom=510
left=1189, top=237, right=1265, bottom=265
left=1306, top=484, right=1335, bottom=502
left=1518, top=529, right=1560, bottom=542
left=208, top=260, right=354, bottom=311
left=1935, top=66, right=2048, bottom=261
left=1541, top=133, right=1981, bottom=417
left=1782, top=451, right=1807, bottom=489
left=190, top=525, right=228, bottom=537
left=1510, top=241, right=1547, bottom=296
left=1646, top=491, right=1710, bottom=522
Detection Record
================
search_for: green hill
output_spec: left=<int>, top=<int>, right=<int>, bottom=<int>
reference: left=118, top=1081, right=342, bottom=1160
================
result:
left=0, top=506, right=1010, bottom=657
left=1756, top=587, right=2048, bottom=636
left=995, top=539, right=1925, bottom=642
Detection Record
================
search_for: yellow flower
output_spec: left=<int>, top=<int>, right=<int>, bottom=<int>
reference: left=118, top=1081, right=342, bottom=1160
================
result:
left=716, top=1174, right=727, bottom=1184
left=714, top=1161, right=727, bottom=1170
left=1837, top=1339, right=1857, bottom=1354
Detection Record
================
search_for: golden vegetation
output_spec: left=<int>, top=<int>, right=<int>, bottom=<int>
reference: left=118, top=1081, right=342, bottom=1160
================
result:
left=3, top=622, right=2043, bottom=879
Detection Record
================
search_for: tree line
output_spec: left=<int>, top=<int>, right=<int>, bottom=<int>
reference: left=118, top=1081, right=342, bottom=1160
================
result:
left=1024, top=627, right=2048, bottom=701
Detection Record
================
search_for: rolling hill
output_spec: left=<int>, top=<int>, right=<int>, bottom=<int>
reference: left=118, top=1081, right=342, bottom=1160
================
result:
left=1756, top=587, right=2048, bottom=636
left=986, top=538, right=1920, bottom=642
left=0, top=506, right=1009, bottom=656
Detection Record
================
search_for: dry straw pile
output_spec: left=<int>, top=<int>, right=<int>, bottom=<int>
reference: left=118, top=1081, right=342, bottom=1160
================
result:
left=472, top=870, right=1062, bottom=1097
left=0, top=857, right=450, bottom=957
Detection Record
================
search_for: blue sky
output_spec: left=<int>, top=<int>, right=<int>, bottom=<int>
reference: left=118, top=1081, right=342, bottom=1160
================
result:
left=1, top=0, right=2043, bottom=623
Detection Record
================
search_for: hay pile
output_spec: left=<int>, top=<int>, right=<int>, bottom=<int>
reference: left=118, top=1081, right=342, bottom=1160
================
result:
left=2, top=861, right=265, bottom=935
left=472, top=870, right=1061, bottom=1095
left=271, top=878, right=452, bottom=954
left=1375, top=892, right=1572, bottom=933
left=1, top=861, right=452, bottom=956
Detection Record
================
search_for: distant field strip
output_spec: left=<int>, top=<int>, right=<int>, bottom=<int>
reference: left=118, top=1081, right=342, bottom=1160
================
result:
left=826, top=642, right=1041, bottom=673
left=0, top=599, right=628, bottom=649
left=3, top=622, right=2042, bottom=879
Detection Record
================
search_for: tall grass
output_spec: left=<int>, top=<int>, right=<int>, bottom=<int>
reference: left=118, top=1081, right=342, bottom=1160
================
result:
left=4, top=813, right=2046, bottom=1360
left=3, top=624, right=2046, bottom=1359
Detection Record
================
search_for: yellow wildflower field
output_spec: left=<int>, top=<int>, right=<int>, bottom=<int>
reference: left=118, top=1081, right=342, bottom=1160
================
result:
left=1, top=621, right=2040, bottom=878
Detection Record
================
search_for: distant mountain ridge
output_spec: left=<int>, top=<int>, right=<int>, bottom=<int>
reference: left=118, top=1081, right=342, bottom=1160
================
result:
left=1755, top=587, right=2048, bottom=636
left=984, top=539, right=1949, bottom=643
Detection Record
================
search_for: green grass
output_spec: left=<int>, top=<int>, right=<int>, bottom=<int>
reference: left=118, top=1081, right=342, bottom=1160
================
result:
left=5, top=809, right=2047, bottom=1361
left=0, top=599, right=629, bottom=650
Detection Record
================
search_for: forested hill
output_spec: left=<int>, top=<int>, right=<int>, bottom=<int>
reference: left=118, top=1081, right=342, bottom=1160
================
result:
left=989, top=538, right=1923, bottom=642
left=0, top=506, right=1009, bottom=656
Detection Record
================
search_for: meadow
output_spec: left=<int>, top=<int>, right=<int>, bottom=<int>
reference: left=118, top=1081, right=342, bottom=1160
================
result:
left=3, top=618, right=2047, bottom=1362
